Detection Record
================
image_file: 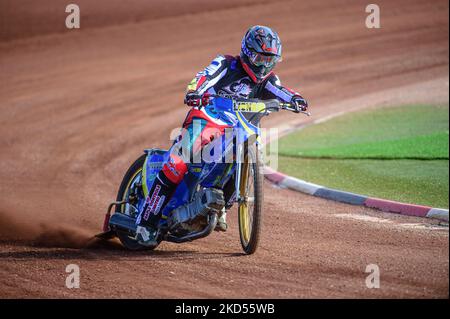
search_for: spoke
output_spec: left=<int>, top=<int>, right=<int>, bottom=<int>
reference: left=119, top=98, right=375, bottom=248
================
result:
left=122, top=169, right=142, bottom=214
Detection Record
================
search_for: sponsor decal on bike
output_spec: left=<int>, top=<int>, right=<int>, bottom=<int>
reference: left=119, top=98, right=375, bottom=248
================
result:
left=153, top=195, right=166, bottom=215
left=150, top=195, right=161, bottom=215
left=234, top=101, right=266, bottom=112
left=190, top=167, right=202, bottom=173
left=166, top=160, right=180, bottom=178
left=143, top=184, right=161, bottom=221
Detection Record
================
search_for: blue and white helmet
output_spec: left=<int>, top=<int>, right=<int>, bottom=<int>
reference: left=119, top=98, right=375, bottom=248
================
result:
left=240, top=25, right=282, bottom=82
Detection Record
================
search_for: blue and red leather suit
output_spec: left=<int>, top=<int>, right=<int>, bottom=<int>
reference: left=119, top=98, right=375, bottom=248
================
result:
left=161, top=54, right=305, bottom=185
left=138, top=55, right=306, bottom=228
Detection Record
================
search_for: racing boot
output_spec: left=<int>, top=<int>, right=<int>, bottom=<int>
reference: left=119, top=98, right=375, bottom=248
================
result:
left=135, top=225, right=159, bottom=247
left=135, top=171, right=177, bottom=246
left=215, top=208, right=228, bottom=232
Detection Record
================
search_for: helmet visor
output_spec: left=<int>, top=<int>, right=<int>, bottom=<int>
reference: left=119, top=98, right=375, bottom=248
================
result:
left=248, top=51, right=281, bottom=68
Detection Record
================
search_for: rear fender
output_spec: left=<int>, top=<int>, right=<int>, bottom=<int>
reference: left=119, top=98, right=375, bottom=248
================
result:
left=142, top=148, right=168, bottom=198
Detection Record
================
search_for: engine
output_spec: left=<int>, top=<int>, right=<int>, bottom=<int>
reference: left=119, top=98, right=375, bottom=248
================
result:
left=168, top=188, right=225, bottom=234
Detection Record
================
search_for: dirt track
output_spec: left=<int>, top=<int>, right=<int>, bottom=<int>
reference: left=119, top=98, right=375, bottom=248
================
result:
left=0, top=0, right=448, bottom=298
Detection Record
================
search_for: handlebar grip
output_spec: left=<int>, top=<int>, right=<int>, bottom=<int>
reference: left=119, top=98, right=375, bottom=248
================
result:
left=279, top=102, right=296, bottom=111
left=280, top=102, right=311, bottom=116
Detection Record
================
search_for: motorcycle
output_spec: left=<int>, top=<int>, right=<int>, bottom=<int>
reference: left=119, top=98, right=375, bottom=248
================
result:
left=96, top=95, right=307, bottom=254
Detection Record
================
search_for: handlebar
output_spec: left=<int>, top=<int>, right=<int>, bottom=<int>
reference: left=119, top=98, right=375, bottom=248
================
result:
left=187, top=93, right=310, bottom=117
left=278, top=101, right=311, bottom=116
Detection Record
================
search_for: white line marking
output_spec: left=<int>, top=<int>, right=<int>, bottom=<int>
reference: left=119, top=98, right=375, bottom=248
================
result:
left=336, top=213, right=392, bottom=223
left=426, top=208, right=449, bottom=222
left=335, top=213, right=448, bottom=231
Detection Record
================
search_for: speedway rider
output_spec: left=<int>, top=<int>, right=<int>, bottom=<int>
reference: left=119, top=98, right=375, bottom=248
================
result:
left=135, top=25, right=309, bottom=246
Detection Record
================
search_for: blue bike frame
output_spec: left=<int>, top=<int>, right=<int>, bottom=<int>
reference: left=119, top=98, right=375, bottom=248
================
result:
left=140, top=96, right=262, bottom=223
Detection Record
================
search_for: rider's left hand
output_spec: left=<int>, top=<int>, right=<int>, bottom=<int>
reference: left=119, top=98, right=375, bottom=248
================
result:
left=292, top=95, right=308, bottom=113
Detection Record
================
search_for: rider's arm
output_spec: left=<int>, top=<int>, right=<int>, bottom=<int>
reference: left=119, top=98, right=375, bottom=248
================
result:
left=186, top=55, right=229, bottom=95
left=263, top=75, right=308, bottom=111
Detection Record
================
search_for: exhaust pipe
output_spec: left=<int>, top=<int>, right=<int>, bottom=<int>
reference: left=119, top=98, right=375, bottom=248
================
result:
left=165, top=213, right=218, bottom=243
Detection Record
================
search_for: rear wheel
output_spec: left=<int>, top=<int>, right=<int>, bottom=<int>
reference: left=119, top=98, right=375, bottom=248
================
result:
left=238, top=146, right=263, bottom=255
left=115, top=154, right=160, bottom=250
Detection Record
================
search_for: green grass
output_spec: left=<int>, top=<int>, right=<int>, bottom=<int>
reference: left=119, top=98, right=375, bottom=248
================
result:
left=279, top=157, right=449, bottom=208
left=279, top=104, right=449, bottom=159
left=275, top=104, right=449, bottom=208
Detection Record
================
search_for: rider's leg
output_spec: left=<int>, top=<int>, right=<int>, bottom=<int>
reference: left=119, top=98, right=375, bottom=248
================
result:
left=135, top=115, right=228, bottom=245
left=140, top=154, right=187, bottom=229
left=135, top=119, right=203, bottom=246
left=186, top=117, right=230, bottom=231
left=135, top=153, right=187, bottom=246
left=216, top=207, right=228, bottom=232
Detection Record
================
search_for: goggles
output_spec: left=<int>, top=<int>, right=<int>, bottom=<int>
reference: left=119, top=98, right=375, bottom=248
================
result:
left=248, top=50, right=281, bottom=68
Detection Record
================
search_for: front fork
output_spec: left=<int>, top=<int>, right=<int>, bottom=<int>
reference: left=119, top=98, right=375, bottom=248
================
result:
left=234, top=141, right=253, bottom=203
left=235, top=143, right=243, bottom=203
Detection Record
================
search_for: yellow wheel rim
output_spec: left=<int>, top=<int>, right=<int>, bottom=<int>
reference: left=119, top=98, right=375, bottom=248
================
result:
left=239, top=162, right=251, bottom=244
left=239, top=203, right=250, bottom=243
left=120, top=168, right=142, bottom=213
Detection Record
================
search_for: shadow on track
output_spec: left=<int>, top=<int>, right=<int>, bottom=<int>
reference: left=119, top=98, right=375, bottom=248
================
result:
left=0, top=238, right=246, bottom=261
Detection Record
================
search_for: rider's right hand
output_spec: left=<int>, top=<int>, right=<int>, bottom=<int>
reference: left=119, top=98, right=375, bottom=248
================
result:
left=184, top=91, right=209, bottom=107
left=184, top=91, right=201, bottom=107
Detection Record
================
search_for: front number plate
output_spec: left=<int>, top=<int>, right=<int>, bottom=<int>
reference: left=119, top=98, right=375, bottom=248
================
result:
left=234, top=101, right=266, bottom=113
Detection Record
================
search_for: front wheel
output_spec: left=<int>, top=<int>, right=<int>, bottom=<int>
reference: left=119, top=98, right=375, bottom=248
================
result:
left=238, top=146, right=263, bottom=255
left=115, top=154, right=160, bottom=250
